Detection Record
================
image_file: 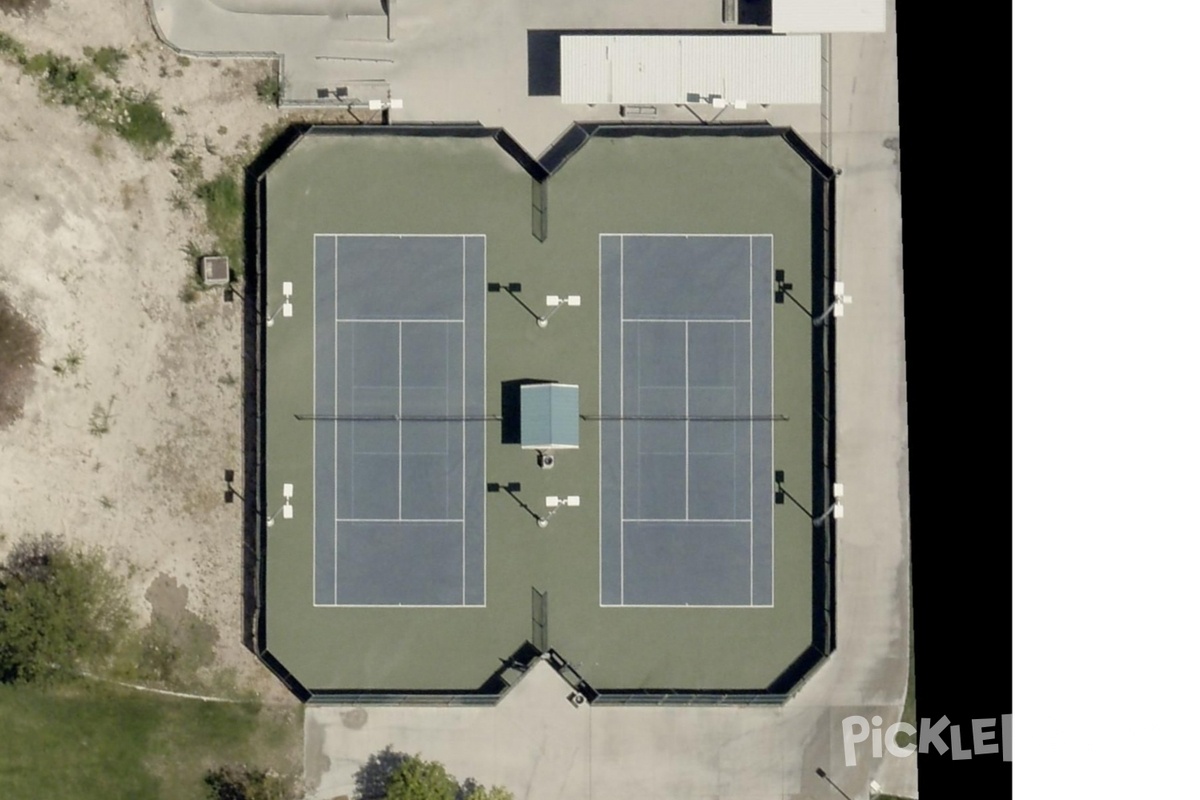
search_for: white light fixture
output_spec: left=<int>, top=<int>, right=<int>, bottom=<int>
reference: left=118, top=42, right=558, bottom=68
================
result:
left=814, top=282, right=852, bottom=326
left=267, top=282, right=295, bottom=327
left=538, top=294, right=581, bottom=328
left=538, top=495, right=581, bottom=527
left=816, top=483, right=844, bottom=525
left=832, top=282, right=852, bottom=318
left=545, top=495, right=581, bottom=508
left=267, top=483, right=295, bottom=527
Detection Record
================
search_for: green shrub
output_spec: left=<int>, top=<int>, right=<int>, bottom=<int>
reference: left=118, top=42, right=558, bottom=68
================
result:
left=204, top=764, right=297, bottom=800
left=116, top=94, right=173, bottom=150
left=84, top=45, right=127, bottom=80
left=1, top=35, right=171, bottom=151
left=0, top=31, right=28, bottom=57
left=195, top=172, right=244, bottom=274
left=254, top=73, right=282, bottom=106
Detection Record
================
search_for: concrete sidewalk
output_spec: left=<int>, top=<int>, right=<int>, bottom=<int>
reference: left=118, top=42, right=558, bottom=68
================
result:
left=151, top=0, right=791, bottom=155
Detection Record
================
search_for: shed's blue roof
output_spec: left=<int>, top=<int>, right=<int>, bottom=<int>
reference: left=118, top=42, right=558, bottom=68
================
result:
left=520, top=383, right=580, bottom=449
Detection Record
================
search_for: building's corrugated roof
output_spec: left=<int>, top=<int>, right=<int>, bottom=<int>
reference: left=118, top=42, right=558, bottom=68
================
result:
left=520, top=383, right=580, bottom=449
left=771, top=0, right=886, bottom=33
left=560, top=35, right=821, bottom=106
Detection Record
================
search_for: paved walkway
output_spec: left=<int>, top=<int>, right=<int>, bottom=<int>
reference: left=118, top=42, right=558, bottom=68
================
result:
left=151, top=0, right=809, bottom=155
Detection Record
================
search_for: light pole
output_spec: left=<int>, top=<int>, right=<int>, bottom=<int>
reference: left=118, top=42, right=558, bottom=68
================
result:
left=814, top=767, right=854, bottom=800
left=488, top=282, right=549, bottom=327
left=487, top=482, right=545, bottom=526
left=813, top=281, right=852, bottom=326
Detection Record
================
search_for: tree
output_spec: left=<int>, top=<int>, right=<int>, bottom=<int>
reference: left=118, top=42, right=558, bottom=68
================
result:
left=460, top=783, right=514, bottom=800
left=386, top=755, right=458, bottom=800
left=0, top=533, right=131, bottom=683
left=204, top=764, right=296, bottom=800
left=354, top=750, right=514, bottom=800
left=355, top=746, right=408, bottom=800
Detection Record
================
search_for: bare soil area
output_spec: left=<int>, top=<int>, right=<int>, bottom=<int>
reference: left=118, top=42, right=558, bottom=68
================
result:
left=0, top=0, right=291, bottom=704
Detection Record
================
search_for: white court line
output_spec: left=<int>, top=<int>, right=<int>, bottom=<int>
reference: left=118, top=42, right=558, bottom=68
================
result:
left=316, top=602, right=485, bottom=609
left=597, top=233, right=603, bottom=605
left=624, top=518, right=752, bottom=524
left=333, top=236, right=339, bottom=604
left=767, top=234, right=776, bottom=606
left=403, top=321, right=408, bottom=522
left=603, top=233, right=753, bottom=238
left=316, top=233, right=464, bottom=239
left=311, top=235, right=318, bottom=605
left=619, top=234, right=625, bottom=605
left=599, top=602, right=774, bottom=609
left=749, top=235, right=754, bottom=602
left=337, top=318, right=464, bottom=324
left=481, top=234, right=488, bottom=606
left=461, top=238, right=467, bottom=606
left=623, top=318, right=751, bottom=324
left=337, top=518, right=465, bottom=523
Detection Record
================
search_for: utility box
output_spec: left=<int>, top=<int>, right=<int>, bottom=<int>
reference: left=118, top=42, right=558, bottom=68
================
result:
left=202, top=256, right=230, bottom=286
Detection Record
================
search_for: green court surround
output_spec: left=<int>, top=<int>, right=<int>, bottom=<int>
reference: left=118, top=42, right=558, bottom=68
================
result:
left=248, top=124, right=837, bottom=702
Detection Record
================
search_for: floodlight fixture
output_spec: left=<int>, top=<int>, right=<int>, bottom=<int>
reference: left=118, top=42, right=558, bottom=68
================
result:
left=267, top=282, right=296, bottom=327
left=814, top=281, right=852, bottom=326
left=267, top=483, right=295, bottom=527
left=538, top=293, right=582, bottom=328
left=815, top=483, right=845, bottom=526
left=545, top=495, right=582, bottom=508
left=539, top=495, right=581, bottom=526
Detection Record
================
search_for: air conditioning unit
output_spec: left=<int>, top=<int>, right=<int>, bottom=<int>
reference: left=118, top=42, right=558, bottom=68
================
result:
left=538, top=453, right=555, bottom=469
left=569, top=692, right=586, bottom=707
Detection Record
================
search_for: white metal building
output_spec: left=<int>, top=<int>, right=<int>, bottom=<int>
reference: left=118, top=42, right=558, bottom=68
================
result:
left=560, top=35, right=821, bottom=106
left=771, top=0, right=886, bottom=33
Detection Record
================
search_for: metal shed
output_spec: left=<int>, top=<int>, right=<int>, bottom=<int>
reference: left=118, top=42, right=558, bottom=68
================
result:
left=520, top=383, right=580, bottom=450
left=560, top=35, right=821, bottom=106
left=771, top=0, right=886, bottom=33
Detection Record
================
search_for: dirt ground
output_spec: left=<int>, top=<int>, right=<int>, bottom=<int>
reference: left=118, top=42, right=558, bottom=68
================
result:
left=0, top=0, right=293, bottom=704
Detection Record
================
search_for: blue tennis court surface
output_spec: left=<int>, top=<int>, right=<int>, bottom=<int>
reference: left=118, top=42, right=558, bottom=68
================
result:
left=599, top=234, right=774, bottom=607
left=312, top=235, right=486, bottom=606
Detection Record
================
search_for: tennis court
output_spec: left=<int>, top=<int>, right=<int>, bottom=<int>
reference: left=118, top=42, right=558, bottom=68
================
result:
left=311, top=234, right=487, bottom=606
left=599, top=234, right=775, bottom=607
